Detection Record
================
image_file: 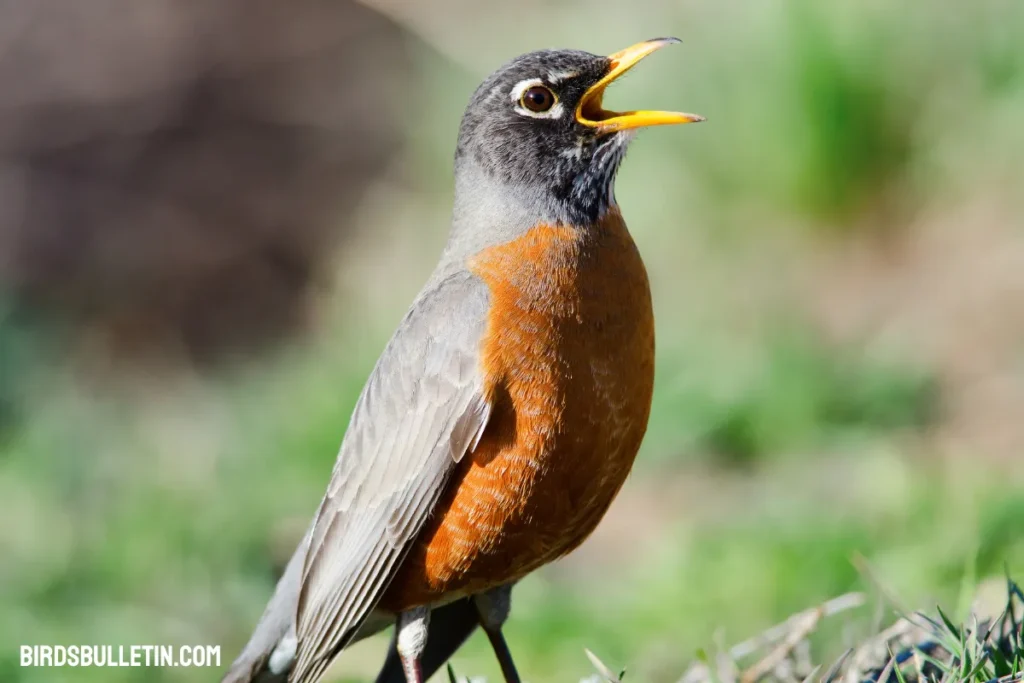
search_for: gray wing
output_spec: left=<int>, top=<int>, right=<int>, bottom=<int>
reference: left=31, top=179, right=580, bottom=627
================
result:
left=289, top=271, right=492, bottom=683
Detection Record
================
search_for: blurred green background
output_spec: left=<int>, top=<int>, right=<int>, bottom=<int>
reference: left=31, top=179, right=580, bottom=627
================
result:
left=3, top=0, right=1024, bottom=681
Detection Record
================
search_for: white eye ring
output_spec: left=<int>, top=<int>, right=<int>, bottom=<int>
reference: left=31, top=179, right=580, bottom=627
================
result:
left=509, top=78, right=564, bottom=119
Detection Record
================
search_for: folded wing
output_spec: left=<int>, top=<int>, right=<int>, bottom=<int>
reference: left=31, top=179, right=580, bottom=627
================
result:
left=289, top=271, right=492, bottom=683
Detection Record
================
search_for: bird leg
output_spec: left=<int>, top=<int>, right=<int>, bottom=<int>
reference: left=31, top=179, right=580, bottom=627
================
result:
left=473, top=585, right=521, bottom=683
left=396, top=606, right=430, bottom=683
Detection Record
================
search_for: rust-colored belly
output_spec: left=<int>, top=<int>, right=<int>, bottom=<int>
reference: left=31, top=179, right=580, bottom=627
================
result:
left=380, top=209, right=654, bottom=611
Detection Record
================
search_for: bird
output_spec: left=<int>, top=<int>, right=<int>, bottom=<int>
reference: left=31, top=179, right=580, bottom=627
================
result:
left=223, top=37, right=703, bottom=683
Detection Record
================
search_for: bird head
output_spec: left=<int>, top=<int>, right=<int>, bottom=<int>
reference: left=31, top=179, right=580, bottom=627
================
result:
left=454, top=38, right=704, bottom=225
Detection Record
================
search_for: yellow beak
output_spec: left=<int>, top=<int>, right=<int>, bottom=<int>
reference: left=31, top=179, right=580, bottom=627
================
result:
left=576, top=37, right=705, bottom=133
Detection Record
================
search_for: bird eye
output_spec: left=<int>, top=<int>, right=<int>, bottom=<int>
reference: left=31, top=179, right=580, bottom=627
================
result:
left=520, top=85, right=556, bottom=113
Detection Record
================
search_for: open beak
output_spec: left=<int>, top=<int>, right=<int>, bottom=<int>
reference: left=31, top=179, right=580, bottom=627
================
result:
left=576, top=37, right=705, bottom=133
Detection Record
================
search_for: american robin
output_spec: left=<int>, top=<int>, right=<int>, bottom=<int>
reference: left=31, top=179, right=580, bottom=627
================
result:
left=224, top=37, right=703, bottom=683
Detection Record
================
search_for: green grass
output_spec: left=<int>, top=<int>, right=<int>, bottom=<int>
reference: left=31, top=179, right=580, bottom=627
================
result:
left=677, top=0, right=1024, bottom=229
left=647, top=327, right=937, bottom=468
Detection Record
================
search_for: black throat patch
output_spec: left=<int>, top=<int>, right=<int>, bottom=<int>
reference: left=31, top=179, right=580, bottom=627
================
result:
left=552, top=131, right=633, bottom=225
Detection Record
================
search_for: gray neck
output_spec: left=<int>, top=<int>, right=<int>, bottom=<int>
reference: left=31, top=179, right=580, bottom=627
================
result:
left=439, top=156, right=607, bottom=269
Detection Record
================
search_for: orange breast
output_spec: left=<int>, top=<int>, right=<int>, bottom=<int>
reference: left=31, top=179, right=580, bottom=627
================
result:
left=380, top=208, right=655, bottom=611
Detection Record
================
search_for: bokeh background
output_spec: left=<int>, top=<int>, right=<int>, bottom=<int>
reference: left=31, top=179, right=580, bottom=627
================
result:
left=3, top=0, right=1024, bottom=681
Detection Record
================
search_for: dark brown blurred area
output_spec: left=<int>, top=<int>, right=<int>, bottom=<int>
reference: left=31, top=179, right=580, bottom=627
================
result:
left=0, top=0, right=414, bottom=365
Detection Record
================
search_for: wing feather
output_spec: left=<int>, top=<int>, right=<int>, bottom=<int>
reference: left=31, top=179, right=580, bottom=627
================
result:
left=288, top=271, right=492, bottom=683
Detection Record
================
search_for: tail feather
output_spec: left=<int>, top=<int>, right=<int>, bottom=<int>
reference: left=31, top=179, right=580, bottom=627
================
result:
left=222, top=530, right=311, bottom=683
